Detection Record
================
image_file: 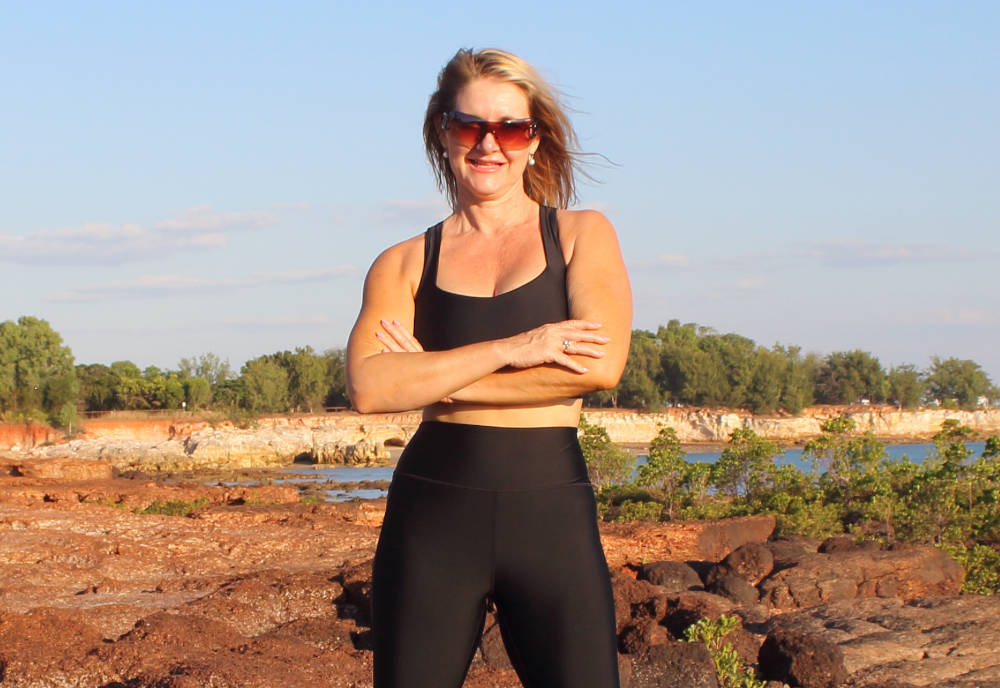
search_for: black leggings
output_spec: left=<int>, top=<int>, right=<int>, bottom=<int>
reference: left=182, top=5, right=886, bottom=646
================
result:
left=372, top=421, right=620, bottom=688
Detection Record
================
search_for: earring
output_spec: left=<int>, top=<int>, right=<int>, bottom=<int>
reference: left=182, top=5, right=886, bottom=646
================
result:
left=528, top=153, right=535, bottom=166
left=443, top=151, right=448, bottom=158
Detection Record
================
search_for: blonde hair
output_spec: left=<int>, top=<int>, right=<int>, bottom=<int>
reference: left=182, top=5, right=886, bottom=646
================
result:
left=423, top=48, right=582, bottom=209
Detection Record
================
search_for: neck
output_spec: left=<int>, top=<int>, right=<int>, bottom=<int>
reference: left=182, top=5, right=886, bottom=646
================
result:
left=452, top=190, right=539, bottom=236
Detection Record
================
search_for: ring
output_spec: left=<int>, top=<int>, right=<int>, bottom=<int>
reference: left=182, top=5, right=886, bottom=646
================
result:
left=562, top=339, right=572, bottom=352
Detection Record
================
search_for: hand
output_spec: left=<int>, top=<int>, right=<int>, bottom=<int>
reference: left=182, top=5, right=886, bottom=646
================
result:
left=375, top=319, right=424, bottom=353
left=501, top=320, right=609, bottom=374
left=376, top=320, right=454, bottom=403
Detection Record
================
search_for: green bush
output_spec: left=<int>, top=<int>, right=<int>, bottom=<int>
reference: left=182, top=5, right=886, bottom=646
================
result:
left=616, top=499, right=664, bottom=523
left=685, top=615, right=765, bottom=688
left=139, top=498, right=208, bottom=517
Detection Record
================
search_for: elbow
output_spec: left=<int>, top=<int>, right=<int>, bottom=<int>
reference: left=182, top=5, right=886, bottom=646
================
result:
left=345, top=370, right=379, bottom=414
left=589, top=366, right=622, bottom=393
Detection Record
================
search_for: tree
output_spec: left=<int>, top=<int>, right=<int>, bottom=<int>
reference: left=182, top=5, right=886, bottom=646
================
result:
left=76, top=363, right=118, bottom=412
left=636, top=426, right=687, bottom=517
left=324, top=349, right=349, bottom=408
left=925, top=357, right=996, bottom=409
left=814, top=350, right=887, bottom=404
left=0, top=316, right=79, bottom=427
left=803, top=416, right=886, bottom=499
left=579, top=415, right=634, bottom=494
left=611, top=330, right=663, bottom=409
left=712, top=428, right=782, bottom=501
left=177, top=352, right=233, bottom=386
left=240, top=358, right=289, bottom=413
left=887, top=364, right=925, bottom=410
left=183, top=376, right=212, bottom=409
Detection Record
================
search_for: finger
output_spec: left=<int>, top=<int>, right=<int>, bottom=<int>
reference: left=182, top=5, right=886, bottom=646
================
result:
left=391, top=320, right=425, bottom=352
left=563, top=331, right=611, bottom=345
left=565, top=345, right=606, bottom=359
left=560, top=319, right=603, bottom=330
left=379, top=319, right=415, bottom=350
left=375, top=330, right=406, bottom=353
left=554, top=354, right=589, bottom=374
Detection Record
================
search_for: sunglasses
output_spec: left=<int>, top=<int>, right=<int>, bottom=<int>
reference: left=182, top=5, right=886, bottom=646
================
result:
left=440, top=111, right=538, bottom=151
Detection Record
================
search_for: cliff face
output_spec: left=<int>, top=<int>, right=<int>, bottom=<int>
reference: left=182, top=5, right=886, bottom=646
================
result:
left=2, top=406, right=998, bottom=473
left=584, top=405, right=1000, bottom=444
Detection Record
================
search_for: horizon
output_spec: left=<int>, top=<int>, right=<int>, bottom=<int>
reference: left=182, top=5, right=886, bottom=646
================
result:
left=3, top=2, right=997, bottom=381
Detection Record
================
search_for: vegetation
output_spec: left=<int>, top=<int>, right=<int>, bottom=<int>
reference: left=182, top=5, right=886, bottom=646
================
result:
left=580, top=418, right=1000, bottom=595
left=685, top=615, right=765, bottom=688
left=584, top=319, right=997, bottom=412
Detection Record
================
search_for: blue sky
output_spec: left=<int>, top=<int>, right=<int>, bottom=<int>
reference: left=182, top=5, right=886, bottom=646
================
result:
left=3, top=2, right=998, bottom=382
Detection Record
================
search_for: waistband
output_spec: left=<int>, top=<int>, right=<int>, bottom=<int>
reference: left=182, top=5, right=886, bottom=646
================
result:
left=393, top=421, right=589, bottom=491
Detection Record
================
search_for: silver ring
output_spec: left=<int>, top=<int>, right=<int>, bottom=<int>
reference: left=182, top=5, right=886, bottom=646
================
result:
left=562, top=339, right=572, bottom=352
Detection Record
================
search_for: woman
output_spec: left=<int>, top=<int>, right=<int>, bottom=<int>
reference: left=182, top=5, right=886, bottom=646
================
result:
left=346, top=48, right=631, bottom=688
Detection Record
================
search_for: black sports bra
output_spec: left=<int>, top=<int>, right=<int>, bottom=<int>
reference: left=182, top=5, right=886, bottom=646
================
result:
left=413, top=205, right=569, bottom=351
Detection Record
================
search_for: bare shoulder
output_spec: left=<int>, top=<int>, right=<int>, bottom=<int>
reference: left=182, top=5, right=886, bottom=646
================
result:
left=364, top=232, right=426, bottom=295
left=554, top=208, right=620, bottom=264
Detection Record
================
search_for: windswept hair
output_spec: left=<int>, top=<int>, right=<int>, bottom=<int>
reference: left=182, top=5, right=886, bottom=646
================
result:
left=423, top=48, right=584, bottom=209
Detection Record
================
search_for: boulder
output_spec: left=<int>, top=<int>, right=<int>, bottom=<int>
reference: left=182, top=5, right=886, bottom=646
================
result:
left=759, top=546, right=963, bottom=610
left=629, top=641, right=719, bottom=688
left=638, top=560, right=704, bottom=592
left=707, top=541, right=775, bottom=586
left=611, top=571, right=669, bottom=633
left=707, top=573, right=759, bottom=607
left=661, top=590, right=737, bottom=639
left=759, top=628, right=848, bottom=688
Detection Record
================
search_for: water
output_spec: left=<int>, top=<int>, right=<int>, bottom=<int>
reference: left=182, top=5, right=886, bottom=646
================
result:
left=276, top=441, right=989, bottom=501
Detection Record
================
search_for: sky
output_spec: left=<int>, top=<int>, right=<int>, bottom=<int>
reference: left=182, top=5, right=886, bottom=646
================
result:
left=2, top=2, right=998, bottom=382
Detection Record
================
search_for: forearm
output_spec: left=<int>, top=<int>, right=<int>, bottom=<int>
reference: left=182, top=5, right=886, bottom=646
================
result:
left=448, top=359, right=619, bottom=405
left=347, top=342, right=506, bottom=413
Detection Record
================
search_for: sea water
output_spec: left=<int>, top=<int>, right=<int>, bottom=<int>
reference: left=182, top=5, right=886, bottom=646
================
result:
left=278, top=441, right=988, bottom=501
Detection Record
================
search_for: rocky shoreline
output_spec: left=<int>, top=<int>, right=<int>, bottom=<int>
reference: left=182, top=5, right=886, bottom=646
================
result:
left=0, top=458, right=997, bottom=687
left=2, top=406, right=998, bottom=474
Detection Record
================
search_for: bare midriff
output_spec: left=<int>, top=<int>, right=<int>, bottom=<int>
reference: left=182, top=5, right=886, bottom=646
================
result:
left=423, top=398, right=583, bottom=428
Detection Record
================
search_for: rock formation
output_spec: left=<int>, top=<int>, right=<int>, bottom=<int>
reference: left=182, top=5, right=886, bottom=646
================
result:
left=1, top=458, right=997, bottom=686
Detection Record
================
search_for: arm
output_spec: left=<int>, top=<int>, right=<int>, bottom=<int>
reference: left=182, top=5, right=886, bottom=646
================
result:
left=445, top=210, right=632, bottom=405
left=345, top=238, right=609, bottom=413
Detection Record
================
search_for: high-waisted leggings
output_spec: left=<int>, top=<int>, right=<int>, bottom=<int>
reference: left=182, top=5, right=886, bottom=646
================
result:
left=372, top=421, right=620, bottom=688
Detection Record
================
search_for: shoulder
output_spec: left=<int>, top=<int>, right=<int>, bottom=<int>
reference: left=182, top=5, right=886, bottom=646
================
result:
left=553, top=208, right=620, bottom=264
left=363, top=232, right=427, bottom=296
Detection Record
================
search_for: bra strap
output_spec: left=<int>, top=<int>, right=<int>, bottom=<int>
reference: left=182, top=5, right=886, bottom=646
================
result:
left=540, top=206, right=568, bottom=275
left=416, top=222, right=442, bottom=295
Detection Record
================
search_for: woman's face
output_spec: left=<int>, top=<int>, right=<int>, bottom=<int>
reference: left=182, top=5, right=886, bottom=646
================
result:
left=441, top=77, right=540, bottom=205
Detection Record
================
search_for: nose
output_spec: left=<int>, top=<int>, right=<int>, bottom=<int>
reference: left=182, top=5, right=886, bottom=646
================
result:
left=476, top=130, right=501, bottom=152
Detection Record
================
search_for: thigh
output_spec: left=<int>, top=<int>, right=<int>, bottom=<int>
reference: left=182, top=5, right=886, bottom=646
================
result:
left=372, top=475, right=494, bottom=688
left=493, top=484, right=620, bottom=688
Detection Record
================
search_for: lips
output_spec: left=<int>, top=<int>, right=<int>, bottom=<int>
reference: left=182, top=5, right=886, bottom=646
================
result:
left=467, top=156, right=504, bottom=170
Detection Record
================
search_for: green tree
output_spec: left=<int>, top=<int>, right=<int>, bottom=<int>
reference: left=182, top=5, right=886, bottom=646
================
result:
left=324, top=349, right=349, bottom=408
left=780, top=347, right=817, bottom=414
left=636, top=426, right=687, bottom=518
left=0, top=316, right=79, bottom=427
left=177, top=352, right=233, bottom=386
left=579, top=415, right=635, bottom=494
left=712, top=428, right=782, bottom=501
left=611, top=330, right=663, bottom=409
left=76, top=363, right=118, bottom=412
left=887, top=364, right=925, bottom=410
left=803, top=416, right=886, bottom=501
left=815, top=350, right=887, bottom=404
left=240, top=358, right=289, bottom=413
left=925, top=357, right=996, bottom=409
left=183, top=377, right=212, bottom=409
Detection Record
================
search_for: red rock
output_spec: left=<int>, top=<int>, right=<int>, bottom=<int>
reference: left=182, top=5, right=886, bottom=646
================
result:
left=601, top=515, right=776, bottom=568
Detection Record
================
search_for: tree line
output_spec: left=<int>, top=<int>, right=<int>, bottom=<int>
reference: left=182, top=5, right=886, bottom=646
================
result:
left=584, top=320, right=997, bottom=413
left=1, top=315, right=997, bottom=428
left=1, top=316, right=348, bottom=427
